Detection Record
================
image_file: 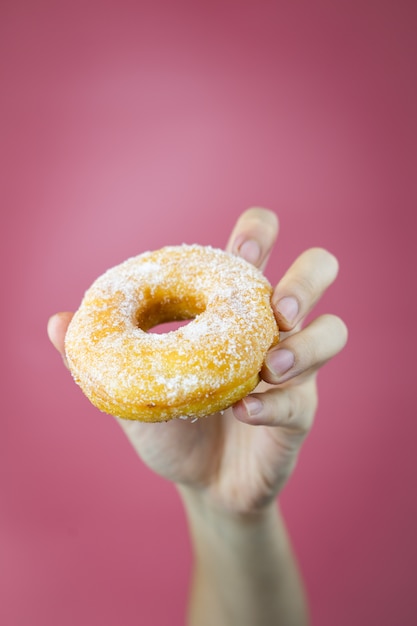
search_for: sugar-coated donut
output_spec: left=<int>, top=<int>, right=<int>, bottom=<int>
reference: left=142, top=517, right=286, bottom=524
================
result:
left=65, top=245, right=279, bottom=422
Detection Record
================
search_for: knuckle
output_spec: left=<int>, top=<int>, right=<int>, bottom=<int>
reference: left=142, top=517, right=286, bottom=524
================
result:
left=290, top=273, right=318, bottom=302
left=285, top=386, right=316, bottom=436
left=294, top=331, right=317, bottom=369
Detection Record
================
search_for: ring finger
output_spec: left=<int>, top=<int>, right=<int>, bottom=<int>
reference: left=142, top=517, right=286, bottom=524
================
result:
left=262, top=313, right=348, bottom=385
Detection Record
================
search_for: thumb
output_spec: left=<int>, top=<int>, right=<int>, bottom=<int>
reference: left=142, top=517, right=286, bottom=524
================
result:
left=47, top=312, right=74, bottom=367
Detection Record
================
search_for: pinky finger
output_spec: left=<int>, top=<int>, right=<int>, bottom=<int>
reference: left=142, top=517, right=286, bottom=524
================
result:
left=232, top=379, right=318, bottom=438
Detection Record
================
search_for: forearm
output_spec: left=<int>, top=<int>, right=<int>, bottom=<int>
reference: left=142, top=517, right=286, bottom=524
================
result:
left=179, top=488, right=309, bottom=626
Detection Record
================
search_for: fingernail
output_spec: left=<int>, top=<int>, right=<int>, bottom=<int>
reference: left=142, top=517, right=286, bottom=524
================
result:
left=238, top=239, right=261, bottom=264
left=242, top=396, right=263, bottom=417
left=276, top=297, right=298, bottom=325
left=266, top=349, right=294, bottom=377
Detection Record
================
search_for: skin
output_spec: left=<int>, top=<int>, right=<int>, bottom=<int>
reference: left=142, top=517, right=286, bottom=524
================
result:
left=47, top=208, right=348, bottom=626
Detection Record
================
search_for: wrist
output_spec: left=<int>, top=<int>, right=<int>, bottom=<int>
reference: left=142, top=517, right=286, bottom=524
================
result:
left=177, top=485, right=281, bottom=541
left=178, top=485, right=309, bottom=626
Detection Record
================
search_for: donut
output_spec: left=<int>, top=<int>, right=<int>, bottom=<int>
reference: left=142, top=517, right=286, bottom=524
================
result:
left=65, top=245, right=278, bottom=422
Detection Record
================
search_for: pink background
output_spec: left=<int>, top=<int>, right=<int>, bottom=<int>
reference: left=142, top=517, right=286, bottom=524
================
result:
left=1, top=1, right=416, bottom=624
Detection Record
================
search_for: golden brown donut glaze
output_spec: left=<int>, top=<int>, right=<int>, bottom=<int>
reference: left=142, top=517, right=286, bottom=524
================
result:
left=65, top=245, right=278, bottom=422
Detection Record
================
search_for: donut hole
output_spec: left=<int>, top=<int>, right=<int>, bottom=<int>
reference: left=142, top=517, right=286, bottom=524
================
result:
left=135, top=294, right=206, bottom=334
left=149, top=318, right=194, bottom=334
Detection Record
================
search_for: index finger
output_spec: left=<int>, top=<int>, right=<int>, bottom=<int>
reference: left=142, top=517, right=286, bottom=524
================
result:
left=226, top=207, right=279, bottom=271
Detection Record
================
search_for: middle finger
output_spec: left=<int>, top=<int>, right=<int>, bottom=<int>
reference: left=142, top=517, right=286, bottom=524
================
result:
left=272, top=247, right=339, bottom=332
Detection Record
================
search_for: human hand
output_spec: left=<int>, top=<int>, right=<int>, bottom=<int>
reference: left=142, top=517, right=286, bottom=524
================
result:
left=48, top=208, right=347, bottom=515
